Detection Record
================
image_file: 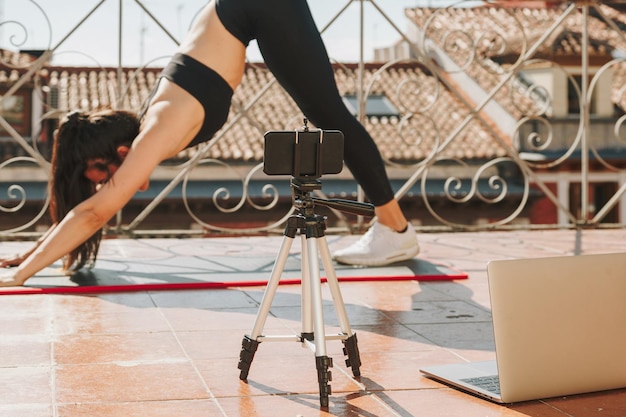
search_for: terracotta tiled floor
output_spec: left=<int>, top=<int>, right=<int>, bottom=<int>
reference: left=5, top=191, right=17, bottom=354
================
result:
left=2, top=229, right=626, bottom=416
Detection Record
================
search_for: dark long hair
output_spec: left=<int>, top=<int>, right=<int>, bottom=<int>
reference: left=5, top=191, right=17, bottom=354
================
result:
left=49, top=109, right=140, bottom=271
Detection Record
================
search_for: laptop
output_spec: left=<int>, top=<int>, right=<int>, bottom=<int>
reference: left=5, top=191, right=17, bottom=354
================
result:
left=420, top=252, right=626, bottom=403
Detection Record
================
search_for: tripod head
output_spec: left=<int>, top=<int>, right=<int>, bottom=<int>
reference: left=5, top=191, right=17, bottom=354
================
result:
left=291, top=177, right=375, bottom=218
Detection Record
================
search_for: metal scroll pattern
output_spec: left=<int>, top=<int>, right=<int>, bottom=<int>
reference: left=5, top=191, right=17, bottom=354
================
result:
left=0, top=0, right=52, bottom=235
left=398, top=2, right=626, bottom=228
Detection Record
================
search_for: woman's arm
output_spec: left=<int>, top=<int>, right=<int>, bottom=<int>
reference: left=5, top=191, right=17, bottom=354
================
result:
left=0, top=141, right=161, bottom=287
left=0, top=207, right=112, bottom=287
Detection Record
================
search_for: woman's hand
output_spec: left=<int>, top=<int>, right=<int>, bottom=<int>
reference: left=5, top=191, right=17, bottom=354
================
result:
left=0, top=230, right=51, bottom=274
left=0, top=253, right=25, bottom=268
left=0, top=269, right=24, bottom=287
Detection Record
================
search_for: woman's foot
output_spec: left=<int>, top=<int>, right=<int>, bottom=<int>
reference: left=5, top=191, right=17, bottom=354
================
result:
left=333, top=221, right=420, bottom=266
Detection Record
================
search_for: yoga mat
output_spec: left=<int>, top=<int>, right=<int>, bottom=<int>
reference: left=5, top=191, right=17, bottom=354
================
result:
left=0, top=237, right=467, bottom=295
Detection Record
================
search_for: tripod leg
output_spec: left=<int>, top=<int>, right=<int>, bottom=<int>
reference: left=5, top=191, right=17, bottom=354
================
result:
left=306, top=237, right=328, bottom=357
left=305, top=237, right=333, bottom=407
left=318, top=236, right=352, bottom=335
left=238, top=235, right=294, bottom=381
left=300, top=235, right=313, bottom=341
left=316, top=356, right=333, bottom=408
left=237, top=335, right=259, bottom=381
left=342, top=333, right=361, bottom=377
left=318, top=236, right=362, bottom=377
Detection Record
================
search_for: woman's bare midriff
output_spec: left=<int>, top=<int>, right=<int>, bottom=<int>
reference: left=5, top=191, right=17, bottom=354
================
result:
left=177, top=2, right=246, bottom=91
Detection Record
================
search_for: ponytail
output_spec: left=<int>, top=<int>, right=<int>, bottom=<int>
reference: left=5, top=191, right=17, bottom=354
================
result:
left=49, top=109, right=140, bottom=271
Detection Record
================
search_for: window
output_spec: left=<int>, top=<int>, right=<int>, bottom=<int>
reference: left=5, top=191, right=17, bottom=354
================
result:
left=569, top=182, right=619, bottom=223
left=342, top=94, right=400, bottom=118
left=568, top=73, right=614, bottom=116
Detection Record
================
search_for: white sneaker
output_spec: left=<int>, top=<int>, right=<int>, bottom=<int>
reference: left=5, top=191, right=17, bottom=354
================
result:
left=333, top=222, right=420, bottom=266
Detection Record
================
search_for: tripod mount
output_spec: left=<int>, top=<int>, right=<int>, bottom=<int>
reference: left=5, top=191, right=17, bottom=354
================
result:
left=237, top=175, right=374, bottom=408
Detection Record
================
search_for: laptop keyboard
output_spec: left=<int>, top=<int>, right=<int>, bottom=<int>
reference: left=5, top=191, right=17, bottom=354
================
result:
left=460, top=375, right=501, bottom=395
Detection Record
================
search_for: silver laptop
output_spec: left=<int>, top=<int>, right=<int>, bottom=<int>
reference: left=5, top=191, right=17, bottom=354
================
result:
left=420, top=252, right=626, bottom=403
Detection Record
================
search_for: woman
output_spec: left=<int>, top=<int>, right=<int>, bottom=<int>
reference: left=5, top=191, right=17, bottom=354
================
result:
left=0, top=0, right=419, bottom=286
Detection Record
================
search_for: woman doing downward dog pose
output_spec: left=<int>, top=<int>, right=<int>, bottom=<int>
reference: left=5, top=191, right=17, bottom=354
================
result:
left=0, top=0, right=419, bottom=286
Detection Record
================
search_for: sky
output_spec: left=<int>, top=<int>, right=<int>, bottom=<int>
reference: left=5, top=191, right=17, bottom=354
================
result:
left=0, top=0, right=464, bottom=66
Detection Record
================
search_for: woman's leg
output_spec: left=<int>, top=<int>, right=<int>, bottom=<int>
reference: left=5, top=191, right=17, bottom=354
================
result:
left=253, top=0, right=395, bottom=207
left=252, top=0, right=419, bottom=265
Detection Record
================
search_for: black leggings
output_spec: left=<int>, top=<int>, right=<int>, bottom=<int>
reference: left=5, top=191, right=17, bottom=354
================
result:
left=215, top=0, right=395, bottom=206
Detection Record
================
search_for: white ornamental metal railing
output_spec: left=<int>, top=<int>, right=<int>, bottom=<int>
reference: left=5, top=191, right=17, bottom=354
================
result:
left=0, top=0, right=625, bottom=239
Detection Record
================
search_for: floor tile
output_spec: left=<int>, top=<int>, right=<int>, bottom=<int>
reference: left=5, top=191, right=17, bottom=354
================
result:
left=358, top=349, right=463, bottom=391
left=175, top=329, right=253, bottom=360
left=56, top=400, right=225, bottom=417
left=381, top=388, right=544, bottom=417
left=0, top=367, right=52, bottom=405
left=349, top=324, right=437, bottom=353
left=160, top=306, right=276, bottom=332
left=55, top=362, right=209, bottom=403
left=406, top=321, right=496, bottom=351
left=0, top=404, right=53, bottom=417
left=537, top=388, right=626, bottom=417
left=149, top=289, right=257, bottom=309
left=53, top=332, right=186, bottom=365
left=0, top=315, right=53, bottom=336
left=0, top=335, right=51, bottom=366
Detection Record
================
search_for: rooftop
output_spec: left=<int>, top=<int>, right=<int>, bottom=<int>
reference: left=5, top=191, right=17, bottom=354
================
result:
left=2, top=228, right=626, bottom=416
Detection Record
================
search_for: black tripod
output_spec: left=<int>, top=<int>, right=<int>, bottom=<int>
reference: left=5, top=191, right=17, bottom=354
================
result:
left=237, top=177, right=375, bottom=408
